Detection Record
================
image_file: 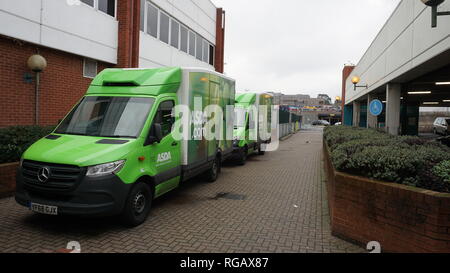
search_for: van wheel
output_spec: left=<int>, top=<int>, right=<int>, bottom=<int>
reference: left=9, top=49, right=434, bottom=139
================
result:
left=206, top=156, right=221, bottom=183
left=237, top=147, right=247, bottom=166
left=121, top=183, right=153, bottom=227
left=257, top=144, right=265, bottom=155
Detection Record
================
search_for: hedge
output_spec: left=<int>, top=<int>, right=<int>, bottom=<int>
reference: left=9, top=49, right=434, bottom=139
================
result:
left=0, top=125, right=56, bottom=164
left=324, top=126, right=450, bottom=193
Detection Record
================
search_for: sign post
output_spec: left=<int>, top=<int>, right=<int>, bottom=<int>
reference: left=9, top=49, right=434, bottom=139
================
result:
left=369, top=99, right=383, bottom=116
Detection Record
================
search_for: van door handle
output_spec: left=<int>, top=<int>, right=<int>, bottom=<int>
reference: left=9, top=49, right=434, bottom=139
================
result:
left=171, top=142, right=178, bottom=146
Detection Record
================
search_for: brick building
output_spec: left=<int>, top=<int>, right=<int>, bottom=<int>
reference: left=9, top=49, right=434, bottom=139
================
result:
left=268, top=92, right=326, bottom=108
left=0, top=0, right=225, bottom=127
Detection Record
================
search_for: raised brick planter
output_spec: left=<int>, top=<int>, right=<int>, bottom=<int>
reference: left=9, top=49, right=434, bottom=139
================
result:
left=323, top=141, right=450, bottom=253
left=0, top=162, right=18, bottom=198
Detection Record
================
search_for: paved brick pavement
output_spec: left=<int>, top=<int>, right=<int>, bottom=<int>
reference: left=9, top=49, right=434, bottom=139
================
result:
left=0, top=129, right=364, bottom=253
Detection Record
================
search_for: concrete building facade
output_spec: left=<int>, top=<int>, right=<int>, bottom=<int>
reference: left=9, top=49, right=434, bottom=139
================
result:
left=341, top=0, right=450, bottom=135
left=0, top=0, right=225, bottom=127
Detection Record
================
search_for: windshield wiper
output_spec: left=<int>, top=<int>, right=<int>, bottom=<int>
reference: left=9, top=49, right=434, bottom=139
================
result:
left=58, top=132, right=91, bottom=136
left=99, top=135, right=137, bottom=139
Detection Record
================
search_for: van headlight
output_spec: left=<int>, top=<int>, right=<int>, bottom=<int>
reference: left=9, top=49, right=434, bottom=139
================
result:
left=86, top=160, right=125, bottom=177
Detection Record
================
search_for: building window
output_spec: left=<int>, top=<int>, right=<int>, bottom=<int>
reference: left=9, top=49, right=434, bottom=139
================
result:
left=196, top=34, right=203, bottom=61
left=83, top=58, right=98, bottom=78
left=147, top=3, right=158, bottom=38
left=159, top=12, right=170, bottom=44
left=180, top=25, right=188, bottom=53
left=98, top=0, right=115, bottom=17
left=209, top=44, right=215, bottom=66
left=140, top=1, right=215, bottom=66
left=80, top=0, right=115, bottom=17
left=202, top=40, right=209, bottom=63
left=188, top=31, right=196, bottom=57
left=170, top=19, right=179, bottom=49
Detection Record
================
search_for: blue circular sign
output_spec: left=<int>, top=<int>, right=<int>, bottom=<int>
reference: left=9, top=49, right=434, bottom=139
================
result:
left=369, top=99, right=383, bottom=116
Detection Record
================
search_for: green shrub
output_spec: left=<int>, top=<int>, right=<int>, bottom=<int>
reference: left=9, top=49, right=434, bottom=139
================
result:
left=429, top=161, right=450, bottom=192
left=433, top=160, right=450, bottom=182
left=0, top=125, right=56, bottom=164
left=324, top=126, right=450, bottom=193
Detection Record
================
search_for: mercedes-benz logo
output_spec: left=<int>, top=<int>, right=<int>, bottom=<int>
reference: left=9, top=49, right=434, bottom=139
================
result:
left=37, top=167, right=50, bottom=183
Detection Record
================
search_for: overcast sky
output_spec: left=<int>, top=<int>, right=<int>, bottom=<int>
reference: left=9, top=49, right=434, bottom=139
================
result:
left=212, top=0, right=401, bottom=100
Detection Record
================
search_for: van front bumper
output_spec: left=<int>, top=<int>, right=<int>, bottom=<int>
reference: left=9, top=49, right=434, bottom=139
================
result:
left=15, top=170, right=132, bottom=217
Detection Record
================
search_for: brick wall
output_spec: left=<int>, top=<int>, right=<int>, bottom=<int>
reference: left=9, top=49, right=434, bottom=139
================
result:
left=323, top=141, right=450, bottom=253
left=0, top=162, right=19, bottom=198
left=116, top=0, right=140, bottom=68
left=214, top=8, right=225, bottom=73
left=0, top=35, right=112, bottom=127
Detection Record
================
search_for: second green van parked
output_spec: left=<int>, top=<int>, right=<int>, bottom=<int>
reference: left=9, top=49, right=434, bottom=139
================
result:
left=15, top=67, right=235, bottom=226
left=232, top=93, right=273, bottom=165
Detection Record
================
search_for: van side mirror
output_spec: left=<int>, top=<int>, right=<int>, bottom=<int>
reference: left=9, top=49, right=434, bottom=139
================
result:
left=145, top=123, right=163, bottom=146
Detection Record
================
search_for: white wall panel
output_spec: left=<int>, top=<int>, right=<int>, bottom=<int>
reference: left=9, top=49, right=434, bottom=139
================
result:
left=41, top=26, right=117, bottom=63
left=0, top=0, right=118, bottom=64
left=0, top=0, right=41, bottom=23
left=42, top=0, right=118, bottom=50
left=345, top=0, right=450, bottom=104
left=0, top=10, right=41, bottom=44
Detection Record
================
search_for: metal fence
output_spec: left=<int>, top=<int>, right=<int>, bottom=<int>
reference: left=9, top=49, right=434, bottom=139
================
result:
left=278, top=106, right=301, bottom=139
left=278, top=122, right=300, bottom=138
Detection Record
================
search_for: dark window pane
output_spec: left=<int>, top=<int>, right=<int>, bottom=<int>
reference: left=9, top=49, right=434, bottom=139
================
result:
left=159, top=12, right=169, bottom=44
left=170, top=19, right=179, bottom=48
left=196, top=34, right=202, bottom=60
left=140, top=0, right=145, bottom=31
left=98, top=0, right=115, bottom=17
left=81, top=0, right=94, bottom=7
left=147, top=3, right=158, bottom=38
left=180, top=26, right=188, bottom=53
left=188, top=31, right=195, bottom=56
left=155, top=100, right=175, bottom=137
left=209, top=44, right=214, bottom=66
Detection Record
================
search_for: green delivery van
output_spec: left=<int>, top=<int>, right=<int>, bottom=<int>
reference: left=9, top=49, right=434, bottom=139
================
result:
left=15, top=67, right=236, bottom=226
left=232, top=93, right=273, bottom=165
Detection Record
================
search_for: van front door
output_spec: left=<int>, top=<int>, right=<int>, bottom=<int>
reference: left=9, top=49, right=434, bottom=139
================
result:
left=148, top=99, right=181, bottom=196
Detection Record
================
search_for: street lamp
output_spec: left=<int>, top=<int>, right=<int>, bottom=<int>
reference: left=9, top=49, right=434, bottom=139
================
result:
left=351, top=76, right=368, bottom=91
left=27, top=54, right=47, bottom=125
left=421, top=0, right=450, bottom=28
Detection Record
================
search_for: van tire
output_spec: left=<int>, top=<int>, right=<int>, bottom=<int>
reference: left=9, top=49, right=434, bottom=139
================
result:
left=206, top=155, right=221, bottom=183
left=237, top=146, right=247, bottom=166
left=121, top=182, right=153, bottom=227
left=257, top=144, right=265, bottom=155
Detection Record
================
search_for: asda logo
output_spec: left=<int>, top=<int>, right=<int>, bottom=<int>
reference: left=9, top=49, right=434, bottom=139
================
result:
left=157, top=152, right=172, bottom=163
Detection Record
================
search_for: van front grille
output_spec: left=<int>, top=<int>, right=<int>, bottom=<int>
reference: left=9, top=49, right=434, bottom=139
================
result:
left=22, top=160, right=85, bottom=193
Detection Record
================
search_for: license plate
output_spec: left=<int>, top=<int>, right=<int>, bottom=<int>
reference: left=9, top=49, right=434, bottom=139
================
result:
left=30, top=202, right=58, bottom=215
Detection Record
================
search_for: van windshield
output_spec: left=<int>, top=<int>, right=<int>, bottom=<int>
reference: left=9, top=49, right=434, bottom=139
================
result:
left=234, top=107, right=247, bottom=128
left=55, top=96, right=155, bottom=138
